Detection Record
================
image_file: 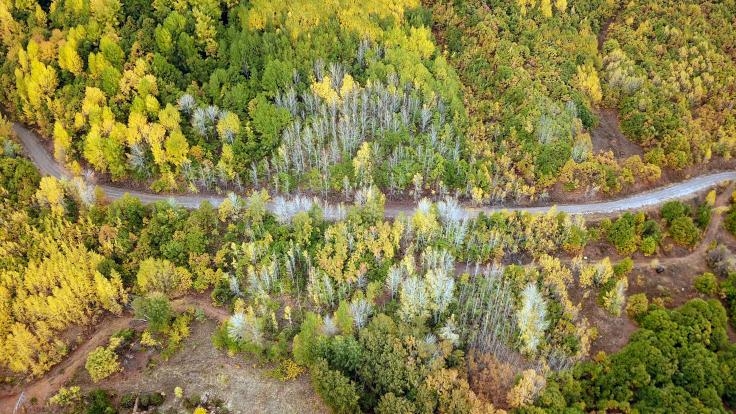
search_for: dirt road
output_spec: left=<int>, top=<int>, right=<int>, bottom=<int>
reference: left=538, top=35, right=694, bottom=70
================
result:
left=12, top=122, right=736, bottom=217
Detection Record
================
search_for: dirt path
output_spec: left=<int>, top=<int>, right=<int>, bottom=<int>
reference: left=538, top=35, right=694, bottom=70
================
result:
left=0, top=295, right=228, bottom=412
left=11, top=121, right=736, bottom=218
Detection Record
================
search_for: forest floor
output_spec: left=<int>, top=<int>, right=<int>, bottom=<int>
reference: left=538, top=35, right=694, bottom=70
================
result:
left=0, top=295, right=324, bottom=413
left=81, top=319, right=325, bottom=414
left=590, top=109, right=643, bottom=159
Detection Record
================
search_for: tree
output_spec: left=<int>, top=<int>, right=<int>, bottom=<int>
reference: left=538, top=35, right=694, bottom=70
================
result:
left=165, top=129, right=189, bottom=167
left=310, top=358, right=360, bottom=414
left=517, top=283, right=548, bottom=356
left=376, top=393, right=415, bottom=414
left=248, top=94, right=292, bottom=157
left=669, top=216, right=700, bottom=247
left=132, top=293, right=172, bottom=333
left=606, top=213, right=639, bottom=255
left=507, top=369, right=546, bottom=408
left=136, top=257, right=192, bottom=296
left=694, top=273, right=719, bottom=296
left=660, top=200, right=690, bottom=223
left=35, top=176, right=65, bottom=215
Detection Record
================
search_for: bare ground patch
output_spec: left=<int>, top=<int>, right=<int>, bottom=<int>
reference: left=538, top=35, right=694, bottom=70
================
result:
left=591, top=109, right=643, bottom=159
left=80, top=319, right=326, bottom=414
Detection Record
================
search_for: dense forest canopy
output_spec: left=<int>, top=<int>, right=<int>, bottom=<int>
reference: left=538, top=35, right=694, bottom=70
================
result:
left=2, top=0, right=734, bottom=202
left=1, top=0, right=736, bottom=412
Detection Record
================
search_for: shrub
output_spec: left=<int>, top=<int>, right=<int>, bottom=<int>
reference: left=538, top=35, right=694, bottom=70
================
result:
left=694, top=273, right=719, bottom=296
left=695, top=203, right=712, bottom=229
left=132, top=293, right=173, bottom=333
left=640, top=236, right=657, bottom=256
left=84, top=389, right=116, bottom=414
left=273, top=358, right=305, bottom=381
left=85, top=344, right=121, bottom=382
left=707, top=245, right=736, bottom=277
left=725, top=207, right=736, bottom=235
left=626, top=293, right=649, bottom=320
left=49, top=386, right=82, bottom=406
left=601, top=278, right=628, bottom=317
left=119, top=393, right=137, bottom=408
left=136, top=257, right=192, bottom=296
left=606, top=213, right=639, bottom=255
left=669, top=216, right=700, bottom=247
left=660, top=200, right=690, bottom=223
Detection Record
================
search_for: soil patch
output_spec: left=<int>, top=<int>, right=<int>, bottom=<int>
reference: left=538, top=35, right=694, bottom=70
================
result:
left=591, top=109, right=643, bottom=159
left=88, top=319, right=326, bottom=414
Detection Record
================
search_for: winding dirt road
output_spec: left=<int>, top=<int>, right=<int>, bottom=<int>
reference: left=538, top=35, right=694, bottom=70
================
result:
left=11, top=121, right=736, bottom=217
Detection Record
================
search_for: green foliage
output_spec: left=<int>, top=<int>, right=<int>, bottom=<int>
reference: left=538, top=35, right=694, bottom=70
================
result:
left=725, top=206, right=736, bottom=236
left=292, top=312, right=324, bottom=366
left=0, top=134, right=41, bottom=206
left=132, top=293, right=173, bottom=333
left=694, top=272, right=719, bottom=296
left=626, top=293, right=649, bottom=320
left=694, top=203, right=712, bottom=229
left=660, top=200, right=690, bottom=223
left=668, top=216, right=700, bottom=247
left=536, top=299, right=733, bottom=412
left=606, top=213, right=639, bottom=255
left=639, top=236, right=657, bottom=256
left=311, top=358, right=361, bottom=414
left=84, top=389, right=117, bottom=414
left=85, top=342, right=121, bottom=383
left=721, top=273, right=736, bottom=326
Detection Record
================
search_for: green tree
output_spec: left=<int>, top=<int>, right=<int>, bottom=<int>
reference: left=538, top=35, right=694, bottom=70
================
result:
left=310, top=358, right=360, bottom=414
left=132, top=293, right=172, bottom=333
left=669, top=216, right=700, bottom=247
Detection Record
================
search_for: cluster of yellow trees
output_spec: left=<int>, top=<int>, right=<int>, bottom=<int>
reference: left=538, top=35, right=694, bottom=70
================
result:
left=0, top=206, right=126, bottom=375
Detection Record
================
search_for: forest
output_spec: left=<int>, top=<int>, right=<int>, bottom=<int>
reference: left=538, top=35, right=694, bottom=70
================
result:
left=3, top=0, right=734, bottom=201
left=1, top=0, right=736, bottom=413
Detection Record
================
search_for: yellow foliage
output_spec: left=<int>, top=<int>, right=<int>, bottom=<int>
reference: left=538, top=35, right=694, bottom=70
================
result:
left=36, top=176, right=65, bottom=215
left=85, top=341, right=121, bottom=382
left=136, top=257, right=193, bottom=297
left=311, top=75, right=340, bottom=103
left=705, top=189, right=716, bottom=206
left=245, top=0, right=418, bottom=40
left=506, top=369, right=546, bottom=408
left=0, top=221, right=127, bottom=376
left=52, top=121, right=72, bottom=162
left=140, top=330, right=160, bottom=347
left=574, top=64, right=603, bottom=104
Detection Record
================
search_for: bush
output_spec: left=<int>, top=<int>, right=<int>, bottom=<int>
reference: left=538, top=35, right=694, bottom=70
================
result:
left=694, top=273, right=719, bottom=296
left=132, top=293, right=173, bottom=333
left=84, top=389, right=116, bottom=414
left=694, top=203, right=712, bottom=229
left=626, top=293, right=649, bottom=320
left=660, top=200, right=690, bottom=223
left=725, top=207, right=736, bottom=235
left=119, top=393, right=137, bottom=408
left=640, top=236, right=657, bottom=256
left=606, top=213, right=638, bottom=255
left=85, top=345, right=121, bottom=383
left=707, top=245, right=736, bottom=277
left=136, top=257, right=193, bottom=296
left=49, top=386, right=82, bottom=406
left=669, top=216, right=700, bottom=247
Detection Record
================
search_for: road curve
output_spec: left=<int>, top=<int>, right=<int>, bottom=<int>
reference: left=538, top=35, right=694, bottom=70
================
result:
left=12, top=122, right=736, bottom=218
